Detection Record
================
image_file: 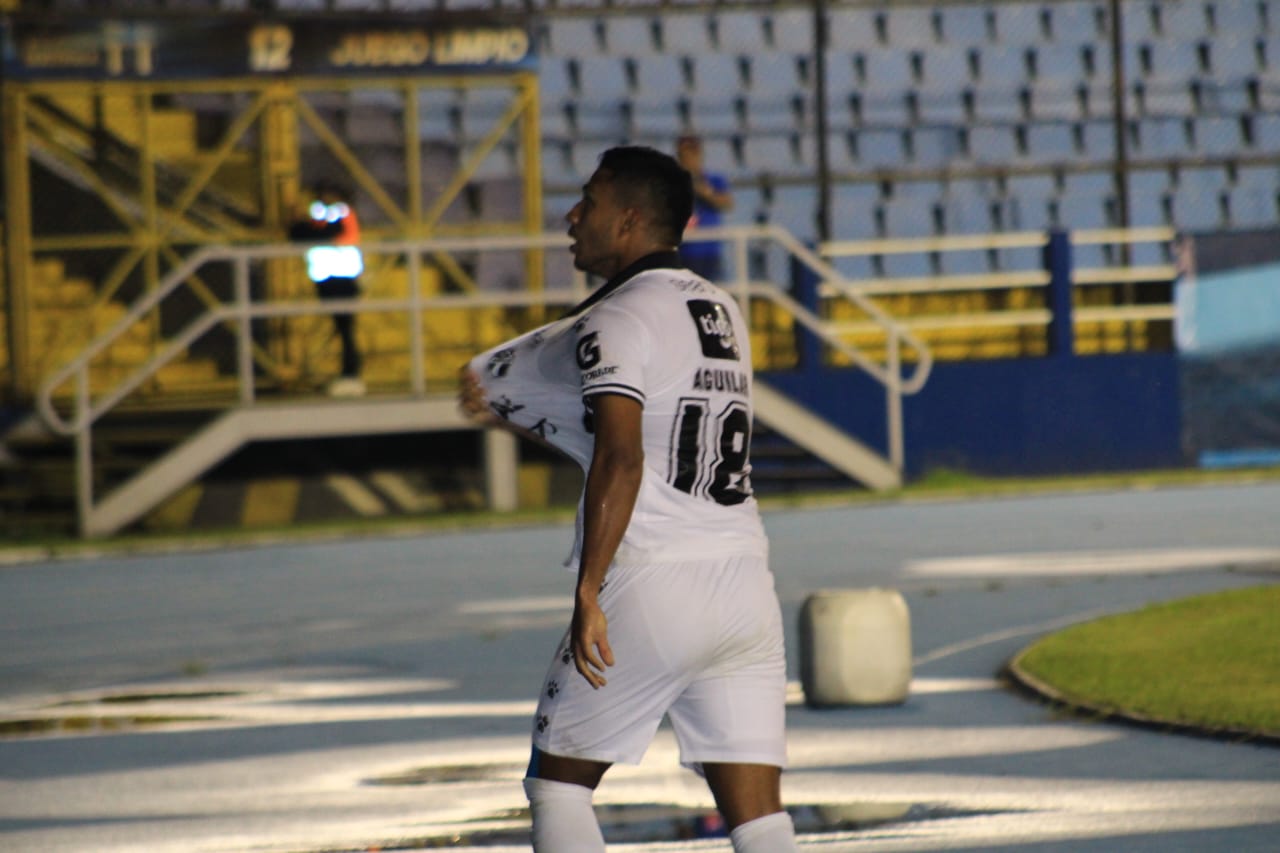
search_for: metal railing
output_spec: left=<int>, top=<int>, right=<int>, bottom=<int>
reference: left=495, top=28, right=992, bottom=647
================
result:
left=35, top=225, right=933, bottom=531
left=819, top=226, right=1179, bottom=346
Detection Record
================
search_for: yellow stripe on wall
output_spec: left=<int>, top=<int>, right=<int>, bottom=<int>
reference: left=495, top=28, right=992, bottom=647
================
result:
left=241, top=478, right=301, bottom=527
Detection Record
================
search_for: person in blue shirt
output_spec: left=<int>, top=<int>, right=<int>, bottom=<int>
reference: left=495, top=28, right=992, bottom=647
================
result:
left=676, top=135, right=734, bottom=281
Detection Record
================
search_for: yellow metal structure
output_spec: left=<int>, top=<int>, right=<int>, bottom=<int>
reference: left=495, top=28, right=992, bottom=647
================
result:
left=1, top=70, right=544, bottom=404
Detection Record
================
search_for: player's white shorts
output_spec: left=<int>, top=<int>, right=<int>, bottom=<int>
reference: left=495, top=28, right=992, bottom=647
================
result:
left=531, top=553, right=787, bottom=771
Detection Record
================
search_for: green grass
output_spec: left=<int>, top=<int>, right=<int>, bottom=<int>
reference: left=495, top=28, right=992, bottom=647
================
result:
left=1015, top=585, right=1280, bottom=736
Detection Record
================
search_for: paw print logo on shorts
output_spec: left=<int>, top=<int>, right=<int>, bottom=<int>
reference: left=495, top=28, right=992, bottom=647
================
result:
left=546, top=680, right=560, bottom=699
left=561, top=648, right=573, bottom=665
left=536, top=714, right=550, bottom=733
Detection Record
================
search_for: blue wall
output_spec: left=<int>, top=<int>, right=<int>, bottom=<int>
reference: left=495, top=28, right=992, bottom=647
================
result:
left=761, top=352, right=1185, bottom=480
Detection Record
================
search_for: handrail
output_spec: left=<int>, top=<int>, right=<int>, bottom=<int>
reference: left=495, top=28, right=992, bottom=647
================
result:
left=35, top=227, right=930, bottom=510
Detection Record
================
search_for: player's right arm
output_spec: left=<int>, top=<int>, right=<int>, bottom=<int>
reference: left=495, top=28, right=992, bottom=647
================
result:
left=571, top=392, right=644, bottom=689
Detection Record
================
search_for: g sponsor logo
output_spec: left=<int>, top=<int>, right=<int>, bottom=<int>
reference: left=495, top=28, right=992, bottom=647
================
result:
left=576, top=332, right=602, bottom=370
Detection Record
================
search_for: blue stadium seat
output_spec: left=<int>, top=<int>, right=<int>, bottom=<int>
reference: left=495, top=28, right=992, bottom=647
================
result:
left=966, top=124, right=1021, bottom=165
left=626, top=94, right=685, bottom=138
left=970, top=84, right=1027, bottom=123
left=1193, top=115, right=1244, bottom=156
left=574, top=56, right=632, bottom=101
left=1047, top=1, right=1107, bottom=45
left=1168, top=183, right=1225, bottom=231
left=769, top=8, right=814, bottom=52
left=742, top=134, right=811, bottom=178
left=541, top=140, right=578, bottom=187
left=1119, top=2, right=1159, bottom=42
left=827, top=7, right=882, bottom=50
left=1136, top=79, right=1195, bottom=117
left=631, top=54, right=686, bottom=97
left=1255, top=111, right=1280, bottom=149
left=1234, top=164, right=1280, bottom=196
left=1227, top=183, right=1280, bottom=228
left=546, top=17, right=605, bottom=57
left=768, top=184, right=819, bottom=242
left=715, top=10, right=767, bottom=52
left=858, top=48, right=915, bottom=124
left=1006, top=187, right=1055, bottom=231
left=1025, top=121, right=1076, bottom=164
left=909, top=125, right=965, bottom=168
left=1029, top=78, right=1085, bottom=122
left=1125, top=182, right=1170, bottom=228
left=883, top=5, right=939, bottom=48
left=1076, top=119, right=1118, bottom=161
left=416, top=89, right=459, bottom=142
left=1203, top=36, right=1263, bottom=83
left=822, top=130, right=856, bottom=172
left=938, top=247, right=990, bottom=275
left=829, top=182, right=880, bottom=240
left=990, top=3, right=1046, bottom=45
left=541, top=57, right=574, bottom=102
left=853, top=127, right=908, bottom=169
left=660, top=13, right=714, bottom=55
left=1160, top=0, right=1212, bottom=41
left=604, top=16, right=660, bottom=57
left=1055, top=192, right=1110, bottom=231
left=1030, top=43, right=1089, bottom=85
left=1216, top=1, right=1264, bottom=36
left=915, top=47, right=973, bottom=122
left=746, top=52, right=807, bottom=97
left=937, top=3, right=989, bottom=45
left=688, top=53, right=747, bottom=96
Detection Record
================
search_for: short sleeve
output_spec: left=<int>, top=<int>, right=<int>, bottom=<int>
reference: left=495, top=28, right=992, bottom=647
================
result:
left=574, top=301, right=650, bottom=404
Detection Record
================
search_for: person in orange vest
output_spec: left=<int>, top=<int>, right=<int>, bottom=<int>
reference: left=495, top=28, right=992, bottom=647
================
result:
left=290, top=181, right=365, bottom=396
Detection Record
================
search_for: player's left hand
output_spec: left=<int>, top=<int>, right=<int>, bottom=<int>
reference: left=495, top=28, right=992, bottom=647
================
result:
left=458, top=367, right=498, bottom=424
left=571, top=598, right=614, bottom=689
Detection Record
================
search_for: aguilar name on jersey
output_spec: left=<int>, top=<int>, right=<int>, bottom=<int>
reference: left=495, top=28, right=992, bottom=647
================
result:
left=469, top=266, right=768, bottom=567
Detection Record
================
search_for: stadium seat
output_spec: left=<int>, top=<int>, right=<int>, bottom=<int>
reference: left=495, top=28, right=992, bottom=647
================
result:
left=604, top=16, right=660, bottom=56
left=546, top=17, right=605, bottom=57
left=1215, top=1, right=1264, bottom=36
left=1234, top=164, right=1280, bottom=196
left=631, top=54, right=686, bottom=97
left=853, top=127, right=908, bottom=169
left=1192, top=115, right=1244, bottom=156
left=915, top=47, right=973, bottom=122
left=990, top=3, right=1047, bottom=45
left=769, top=8, right=814, bottom=52
left=541, top=140, right=577, bottom=187
left=1136, top=79, right=1195, bottom=117
left=830, top=182, right=880, bottom=240
left=1202, top=36, right=1263, bottom=83
left=768, top=184, right=820, bottom=241
left=1028, top=80, right=1087, bottom=121
left=908, top=125, right=964, bottom=168
left=688, top=53, right=747, bottom=96
left=1029, top=43, right=1089, bottom=85
left=1025, top=121, right=1077, bottom=164
left=746, top=52, right=807, bottom=97
left=574, top=55, right=632, bottom=101
left=541, top=57, right=574, bottom=102
left=416, top=89, right=459, bottom=142
left=715, top=10, right=767, bottom=52
left=966, top=123, right=1021, bottom=165
left=742, top=134, right=810, bottom=178
left=1168, top=182, right=1226, bottom=231
left=1047, top=1, right=1107, bottom=45
left=937, top=3, right=989, bottom=45
left=970, top=84, right=1028, bottom=123
left=883, top=5, right=939, bottom=48
left=660, top=13, right=714, bottom=55
left=1227, top=184, right=1280, bottom=228
left=1119, top=2, right=1159, bottom=42
left=1159, top=0, right=1212, bottom=41
left=1055, top=192, right=1110, bottom=231
left=626, top=94, right=685, bottom=138
left=827, top=7, right=882, bottom=50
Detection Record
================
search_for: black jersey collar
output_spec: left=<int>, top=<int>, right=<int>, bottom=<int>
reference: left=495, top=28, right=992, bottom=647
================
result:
left=563, top=250, right=684, bottom=318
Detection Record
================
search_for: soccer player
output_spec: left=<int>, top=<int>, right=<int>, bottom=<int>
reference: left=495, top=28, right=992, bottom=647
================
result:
left=460, top=146, right=795, bottom=852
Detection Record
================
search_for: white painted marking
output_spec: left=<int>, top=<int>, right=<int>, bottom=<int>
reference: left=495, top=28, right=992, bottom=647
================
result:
left=904, top=547, right=1280, bottom=577
left=457, top=596, right=573, bottom=615
left=912, top=609, right=1112, bottom=666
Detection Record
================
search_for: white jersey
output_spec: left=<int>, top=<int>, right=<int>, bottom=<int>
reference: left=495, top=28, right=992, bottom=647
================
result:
left=470, top=261, right=767, bottom=567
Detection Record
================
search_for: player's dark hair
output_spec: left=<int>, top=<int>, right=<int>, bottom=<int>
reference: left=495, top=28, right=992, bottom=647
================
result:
left=597, top=146, right=694, bottom=246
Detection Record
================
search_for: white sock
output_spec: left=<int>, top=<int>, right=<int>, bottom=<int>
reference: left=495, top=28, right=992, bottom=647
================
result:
left=729, top=810, right=798, bottom=853
left=523, top=777, right=606, bottom=852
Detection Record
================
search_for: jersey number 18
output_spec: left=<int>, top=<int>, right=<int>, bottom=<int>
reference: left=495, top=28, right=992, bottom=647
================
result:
left=669, top=398, right=752, bottom=506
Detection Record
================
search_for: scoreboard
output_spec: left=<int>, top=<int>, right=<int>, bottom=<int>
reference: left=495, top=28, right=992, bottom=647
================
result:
left=1, top=16, right=536, bottom=80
